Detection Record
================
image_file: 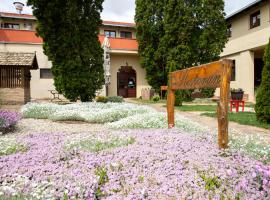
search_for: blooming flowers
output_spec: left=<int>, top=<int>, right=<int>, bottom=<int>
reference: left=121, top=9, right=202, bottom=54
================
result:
left=0, top=110, right=21, bottom=133
left=0, top=102, right=268, bottom=199
left=0, top=129, right=269, bottom=199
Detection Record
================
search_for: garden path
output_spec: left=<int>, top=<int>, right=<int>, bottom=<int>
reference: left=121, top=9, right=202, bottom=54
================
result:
left=125, top=99, right=270, bottom=142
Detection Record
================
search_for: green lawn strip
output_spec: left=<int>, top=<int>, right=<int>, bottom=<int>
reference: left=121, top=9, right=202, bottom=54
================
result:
left=130, top=98, right=167, bottom=104
left=176, top=105, right=217, bottom=112
left=201, top=112, right=270, bottom=130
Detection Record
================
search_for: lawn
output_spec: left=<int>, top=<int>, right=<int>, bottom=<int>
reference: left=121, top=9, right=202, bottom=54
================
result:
left=176, top=105, right=217, bottom=112
left=201, top=112, right=270, bottom=130
left=0, top=102, right=269, bottom=199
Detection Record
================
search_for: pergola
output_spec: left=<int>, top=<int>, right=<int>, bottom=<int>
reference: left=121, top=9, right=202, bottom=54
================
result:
left=0, top=52, right=38, bottom=104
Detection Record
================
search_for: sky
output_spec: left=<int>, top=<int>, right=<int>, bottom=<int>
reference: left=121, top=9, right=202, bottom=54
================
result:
left=0, top=0, right=258, bottom=22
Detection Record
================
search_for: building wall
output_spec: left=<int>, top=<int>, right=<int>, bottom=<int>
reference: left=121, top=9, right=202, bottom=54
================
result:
left=0, top=43, right=149, bottom=99
left=221, top=1, right=270, bottom=102
left=100, top=26, right=136, bottom=39
left=108, top=54, right=149, bottom=97
left=227, top=1, right=270, bottom=40
left=0, top=43, right=55, bottom=99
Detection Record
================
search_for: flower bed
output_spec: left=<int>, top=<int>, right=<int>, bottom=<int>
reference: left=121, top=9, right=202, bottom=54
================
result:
left=0, top=130, right=269, bottom=199
left=0, top=110, right=21, bottom=133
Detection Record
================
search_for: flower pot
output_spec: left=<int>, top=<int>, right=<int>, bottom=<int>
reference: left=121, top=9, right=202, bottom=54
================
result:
left=231, top=91, right=244, bottom=100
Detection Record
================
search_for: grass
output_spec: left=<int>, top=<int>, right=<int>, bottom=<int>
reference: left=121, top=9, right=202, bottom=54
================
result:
left=130, top=98, right=167, bottom=104
left=176, top=105, right=217, bottom=112
left=201, top=112, right=270, bottom=130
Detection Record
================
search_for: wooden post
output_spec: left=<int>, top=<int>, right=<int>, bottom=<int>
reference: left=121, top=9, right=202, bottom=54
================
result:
left=167, top=74, right=175, bottom=128
left=217, top=60, right=232, bottom=149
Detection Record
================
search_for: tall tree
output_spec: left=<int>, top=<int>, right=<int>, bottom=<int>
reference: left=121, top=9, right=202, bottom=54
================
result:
left=135, top=0, right=228, bottom=92
left=135, top=0, right=167, bottom=91
left=255, top=39, right=270, bottom=122
left=28, top=0, right=104, bottom=101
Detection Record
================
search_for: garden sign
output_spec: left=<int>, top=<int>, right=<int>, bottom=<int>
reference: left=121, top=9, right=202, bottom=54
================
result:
left=167, top=59, right=233, bottom=149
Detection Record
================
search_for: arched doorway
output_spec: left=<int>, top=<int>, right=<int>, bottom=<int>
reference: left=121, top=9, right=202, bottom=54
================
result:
left=117, top=66, right=136, bottom=98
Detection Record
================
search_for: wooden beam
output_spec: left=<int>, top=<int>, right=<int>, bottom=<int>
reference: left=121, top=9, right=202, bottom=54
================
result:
left=167, top=74, right=175, bottom=128
left=217, top=60, right=232, bottom=149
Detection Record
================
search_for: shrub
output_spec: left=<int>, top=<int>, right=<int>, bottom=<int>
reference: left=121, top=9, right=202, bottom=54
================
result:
left=152, top=95, right=160, bottom=102
left=96, top=96, right=108, bottom=103
left=107, top=96, right=124, bottom=103
left=255, top=39, right=270, bottom=122
left=175, top=90, right=193, bottom=106
left=201, top=88, right=216, bottom=98
left=0, top=110, right=21, bottom=133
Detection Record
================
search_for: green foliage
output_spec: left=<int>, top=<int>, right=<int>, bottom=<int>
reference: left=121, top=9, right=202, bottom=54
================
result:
left=96, top=96, right=108, bottom=103
left=201, top=88, right=216, bottom=98
left=175, top=90, right=193, bottom=106
left=94, top=166, right=109, bottom=199
left=151, top=95, right=160, bottom=102
left=135, top=0, right=167, bottom=91
left=200, top=173, right=221, bottom=191
left=107, top=96, right=124, bottom=103
left=201, top=112, right=270, bottom=130
left=255, top=39, right=270, bottom=123
left=28, top=0, right=104, bottom=102
left=135, top=0, right=227, bottom=91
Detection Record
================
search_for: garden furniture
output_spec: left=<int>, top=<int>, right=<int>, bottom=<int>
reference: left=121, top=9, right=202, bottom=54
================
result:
left=48, top=90, right=62, bottom=102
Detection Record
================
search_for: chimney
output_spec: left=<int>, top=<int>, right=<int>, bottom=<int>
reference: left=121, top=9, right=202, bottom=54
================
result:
left=13, top=2, right=25, bottom=14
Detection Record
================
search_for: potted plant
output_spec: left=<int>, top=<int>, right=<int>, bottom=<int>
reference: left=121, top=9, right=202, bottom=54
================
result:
left=230, top=88, right=244, bottom=100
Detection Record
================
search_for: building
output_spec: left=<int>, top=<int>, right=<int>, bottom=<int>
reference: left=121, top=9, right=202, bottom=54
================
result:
left=221, top=0, right=270, bottom=102
left=0, top=9, right=149, bottom=101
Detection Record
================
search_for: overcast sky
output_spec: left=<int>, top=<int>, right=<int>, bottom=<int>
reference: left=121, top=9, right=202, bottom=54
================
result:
left=0, top=0, right=257, bottom=22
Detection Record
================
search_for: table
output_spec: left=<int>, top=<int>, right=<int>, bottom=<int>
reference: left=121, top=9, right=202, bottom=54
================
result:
left=230, top=100, right=245, bottom=112
left=48, top=90, right=62, bottom=102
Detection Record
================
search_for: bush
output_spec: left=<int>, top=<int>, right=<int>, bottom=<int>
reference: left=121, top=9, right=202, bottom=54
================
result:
left=96, top=96, right=108, bottom=103
left=152, top=95, right=160, bottom=102
left=107, top=96, right=124, bottom=103
left=201, top=88, right=216, bottom=98
left=255, top=39, right=270, bottom=122
left=174, top=90, right=193, bottom=106
left=0, top=110, right=21, bottom=133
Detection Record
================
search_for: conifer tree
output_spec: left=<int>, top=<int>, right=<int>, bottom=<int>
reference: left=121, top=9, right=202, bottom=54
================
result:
left=135, top=0, right=167, bottom=91
left=28, top=0, right=104, bottom=101
left=135, top=0, right=228, bottom=94
left=255, top=39, right=270, bottom=122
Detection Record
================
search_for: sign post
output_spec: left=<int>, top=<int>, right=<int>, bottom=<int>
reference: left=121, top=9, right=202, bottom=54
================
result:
left=167, top=59, right=233, bottom=149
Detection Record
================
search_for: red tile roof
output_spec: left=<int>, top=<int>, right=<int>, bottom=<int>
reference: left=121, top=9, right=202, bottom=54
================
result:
left=0, top=12, right=135, bottom=27
left=0, top=12, right=36, bottom=20
left=102, top=21, right=135, bottom=27
left=0, top=29, right=138, bottom=51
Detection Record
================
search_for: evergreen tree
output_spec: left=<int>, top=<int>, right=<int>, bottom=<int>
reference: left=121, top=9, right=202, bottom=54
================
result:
left=28, top=0, right=104, bottom=101
left=255, top=39, right=270, bottom=122
left=135, top=0, right=167, bottom=91
left=135, top=0, right=227, bottom=93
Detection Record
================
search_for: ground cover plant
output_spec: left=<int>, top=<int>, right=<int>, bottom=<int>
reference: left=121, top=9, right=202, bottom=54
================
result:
left=202, top=112, right=270, bottom=130
left=0, top=129, right=269, bottom=199
left=1, top=102, right=269, bottom=199
left=0, top=110, right=21, bottom=133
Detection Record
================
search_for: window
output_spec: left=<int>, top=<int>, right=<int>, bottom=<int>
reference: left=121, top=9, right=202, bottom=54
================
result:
left=227, top=24, right=232, bottom=37
left=231, top=60, right=236, bottom=81
left=250, top=11, right=260, bottom=29
left=120, top=31, right=132, bottom=38
left=2, top=23, right=20, bottom=30
left=104, top=30, right=116, bottom=38
left=24, top=23, right=33, bottom=30
left=40, top=69, right=53, bottom=79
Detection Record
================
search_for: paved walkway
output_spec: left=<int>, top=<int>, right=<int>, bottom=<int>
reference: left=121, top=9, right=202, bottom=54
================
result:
left=125, top=99, right=270, bottom=141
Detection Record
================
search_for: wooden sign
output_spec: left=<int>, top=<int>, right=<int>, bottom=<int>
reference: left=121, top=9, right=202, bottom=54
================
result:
left=167, top=59, right=233, bottom=149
